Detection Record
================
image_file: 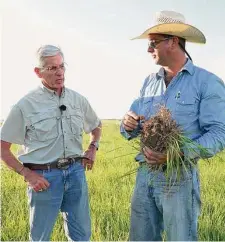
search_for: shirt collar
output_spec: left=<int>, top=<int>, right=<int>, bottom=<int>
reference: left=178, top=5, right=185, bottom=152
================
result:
left=157, top=67, right=165, bottom=78
left=39, top=84, right=65, bottom=97
left=156, top=58, right=195, bottom=80
left=180, top=58, right=194, bottom=75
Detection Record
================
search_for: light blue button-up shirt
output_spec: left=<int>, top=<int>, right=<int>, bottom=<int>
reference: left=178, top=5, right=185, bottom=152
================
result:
left=121, top=59, right=225, bottom=161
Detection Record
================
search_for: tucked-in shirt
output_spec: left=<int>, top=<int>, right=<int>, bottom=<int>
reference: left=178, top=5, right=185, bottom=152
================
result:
left=121, top=59, right=225, bottom=161
left=0, top=85, right=100, bottom=164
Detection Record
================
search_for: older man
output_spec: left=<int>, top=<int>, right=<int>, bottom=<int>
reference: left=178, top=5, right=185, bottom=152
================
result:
left=1, top=45, right=101, bottom=241
left=121, top=11, right=225, bottom=241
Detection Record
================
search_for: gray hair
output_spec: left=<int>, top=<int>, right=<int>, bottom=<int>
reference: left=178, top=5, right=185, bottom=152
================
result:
left=36, top=45, right=64, bottom=67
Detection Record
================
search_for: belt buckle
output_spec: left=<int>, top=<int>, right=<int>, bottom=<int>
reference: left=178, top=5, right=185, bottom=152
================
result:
left=57, top=158, right=70, bottom=170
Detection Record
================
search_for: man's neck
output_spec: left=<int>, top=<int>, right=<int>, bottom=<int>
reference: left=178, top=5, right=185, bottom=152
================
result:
left=41, top=81, right=63, bottom=96
left=163, top=56, right=187, bottom=86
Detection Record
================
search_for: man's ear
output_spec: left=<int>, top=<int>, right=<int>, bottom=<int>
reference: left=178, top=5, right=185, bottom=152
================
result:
left=171, top=37, right=179, bottom=49
left=34, top=67, right=42, bottom=78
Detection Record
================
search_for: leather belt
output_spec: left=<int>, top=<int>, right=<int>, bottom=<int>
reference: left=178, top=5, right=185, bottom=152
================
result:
left=24, top=156, right=85, bottom=170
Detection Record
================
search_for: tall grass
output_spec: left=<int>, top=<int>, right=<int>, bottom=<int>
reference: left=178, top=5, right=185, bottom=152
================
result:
left=1, top=120, right=225, bottom=241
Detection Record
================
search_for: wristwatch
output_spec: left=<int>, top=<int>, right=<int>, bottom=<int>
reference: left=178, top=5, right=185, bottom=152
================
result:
left=89, top=141, right=99, bottom=150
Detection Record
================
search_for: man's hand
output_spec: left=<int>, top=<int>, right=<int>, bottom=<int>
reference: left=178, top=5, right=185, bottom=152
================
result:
left=143, top=146, right=167, bottom=165
left=122, top=111, right=142, bottom=131
left=82, top=146, right=97, bottom=170
left=22, top=168, right=50, bottom=192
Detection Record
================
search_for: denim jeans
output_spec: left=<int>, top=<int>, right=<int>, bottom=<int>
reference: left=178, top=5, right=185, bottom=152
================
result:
left=27, top=162, right=91, bottom=241
left=129, top=165, right=201, bottom=241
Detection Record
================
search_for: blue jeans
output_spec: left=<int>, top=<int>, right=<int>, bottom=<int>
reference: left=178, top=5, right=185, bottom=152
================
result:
left=129, top=165, right=201, bottom=241
left=27, top=162, right=91, bottom=241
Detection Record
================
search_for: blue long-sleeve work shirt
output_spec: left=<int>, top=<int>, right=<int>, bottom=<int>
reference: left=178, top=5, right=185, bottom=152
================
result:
left=121, top=59, right=225, bottom=162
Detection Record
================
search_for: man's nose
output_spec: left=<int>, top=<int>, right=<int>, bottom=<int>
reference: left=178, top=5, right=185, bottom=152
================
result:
left=147, top=46, right=154, bottom=53
left=56, top=68, right=64, bottom=75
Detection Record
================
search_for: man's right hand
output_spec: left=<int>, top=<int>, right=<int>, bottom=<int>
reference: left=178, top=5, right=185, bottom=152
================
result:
left=122, top=111, right=142, bottom=131
left=0, top=140, right=50, bottom=192
left=21, top=168, right=50, bottom=192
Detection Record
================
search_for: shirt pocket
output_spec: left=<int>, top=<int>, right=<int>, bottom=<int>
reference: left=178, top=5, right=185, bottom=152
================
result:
left=69, top=108, right=83, bottom=135
left=142, top=96, right=164, bottom=119
left=141, top=97, right=153, bottom=119
left=175, top=97, right=198, bottom=125
left=28, top=111, right=58, bottom=141
left=175, top=97, right=197, bottom=114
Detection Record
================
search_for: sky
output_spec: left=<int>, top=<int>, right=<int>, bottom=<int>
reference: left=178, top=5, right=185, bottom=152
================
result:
left=1, top=0, right=225, bottom=119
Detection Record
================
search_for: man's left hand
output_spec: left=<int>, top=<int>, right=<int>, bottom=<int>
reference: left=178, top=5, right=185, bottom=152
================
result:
left=143, top=146, right=167, bottom=165
left=82, top=146, right=97, bottom=170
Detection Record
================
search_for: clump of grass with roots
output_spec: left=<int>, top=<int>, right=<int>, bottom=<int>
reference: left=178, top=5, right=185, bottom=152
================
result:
left=121, top=105, right=211, bottom=183
left=142, top=106, right=194, bottom=179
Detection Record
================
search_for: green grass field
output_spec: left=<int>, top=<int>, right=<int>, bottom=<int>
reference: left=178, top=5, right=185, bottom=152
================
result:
left=1, top=120, right=225, bottom=241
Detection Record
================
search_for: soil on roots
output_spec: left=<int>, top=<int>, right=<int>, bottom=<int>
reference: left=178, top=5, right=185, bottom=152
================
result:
left=141, top=106, right=181, bottom=153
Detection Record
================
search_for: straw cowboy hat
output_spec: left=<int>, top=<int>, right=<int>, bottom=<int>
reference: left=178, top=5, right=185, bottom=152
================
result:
left=132, top=10, right=206, bottom=44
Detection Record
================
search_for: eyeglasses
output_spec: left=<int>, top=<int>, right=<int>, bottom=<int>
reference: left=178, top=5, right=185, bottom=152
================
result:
left=41, top=63, right=66, bottom=73
left=148, top=37, right=172, bottom=49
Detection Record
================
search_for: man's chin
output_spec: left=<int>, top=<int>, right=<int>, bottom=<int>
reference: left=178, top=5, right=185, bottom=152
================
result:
left=154, top=59, right=163, bottom=66
left=153, top=60, right=159, bottom=65
left=55, top=83, right=64, bottom=89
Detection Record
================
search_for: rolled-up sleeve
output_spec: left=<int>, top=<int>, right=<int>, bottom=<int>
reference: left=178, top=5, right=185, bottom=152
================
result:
left=0, top=105, right=26, bottom=145
left=184, top=77, right=225, bottom=159
left=82, top=98, right=101, bottom=134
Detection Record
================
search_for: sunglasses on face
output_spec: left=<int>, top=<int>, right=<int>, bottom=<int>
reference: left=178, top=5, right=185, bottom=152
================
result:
left=148, top=37, right=172, bottom=49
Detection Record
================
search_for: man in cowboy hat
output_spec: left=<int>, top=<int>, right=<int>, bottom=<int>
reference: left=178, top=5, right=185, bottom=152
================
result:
left=121, top=10, right=225, bottom=241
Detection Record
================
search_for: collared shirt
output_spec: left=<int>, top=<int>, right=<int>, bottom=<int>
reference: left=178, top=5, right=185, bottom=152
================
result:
left=0, top=85, right=100, bottom=164
left=121, top=59, right=225, bottom=161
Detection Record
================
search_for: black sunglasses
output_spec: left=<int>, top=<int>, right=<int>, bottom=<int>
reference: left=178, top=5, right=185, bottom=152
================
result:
left=148, top=37, right=172, bottom=49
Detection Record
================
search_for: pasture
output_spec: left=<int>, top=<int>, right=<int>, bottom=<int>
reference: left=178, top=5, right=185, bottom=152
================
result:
left=1, top=120, right=225, bottom=241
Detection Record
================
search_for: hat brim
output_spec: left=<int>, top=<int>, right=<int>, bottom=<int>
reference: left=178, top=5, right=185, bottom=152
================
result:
left=131, top=23, right=206, bottom=44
